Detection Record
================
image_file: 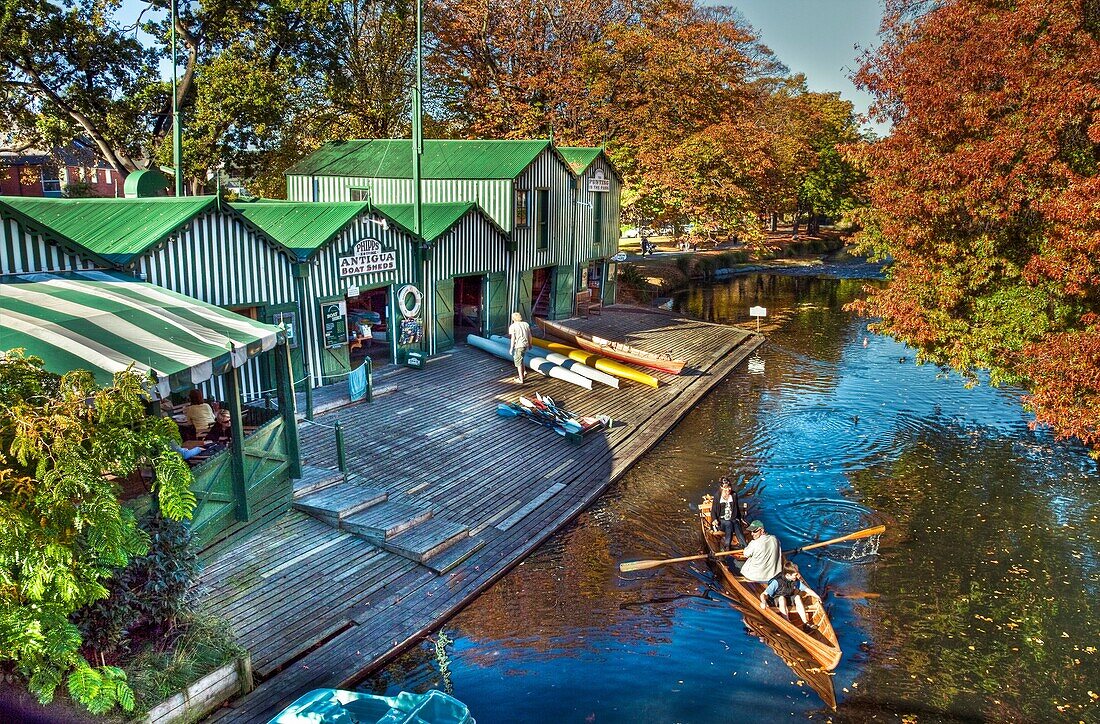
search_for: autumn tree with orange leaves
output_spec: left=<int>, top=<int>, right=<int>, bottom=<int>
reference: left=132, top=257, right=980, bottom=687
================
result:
left=849, top=0, right=1100, bottom=453
left=425, top=0, right=860, bottom=237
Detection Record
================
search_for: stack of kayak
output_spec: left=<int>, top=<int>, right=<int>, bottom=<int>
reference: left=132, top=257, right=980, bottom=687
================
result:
left=538, top=319, right=687, bottom=376
left=467, top=334, right=594, bottom=390
left=468, top=319, right=687, bottom=391
left=498, top=393, right=611, bottom=439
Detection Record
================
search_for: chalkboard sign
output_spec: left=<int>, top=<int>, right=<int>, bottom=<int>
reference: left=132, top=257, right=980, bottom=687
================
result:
left=322, top=302, right=347, bottom=349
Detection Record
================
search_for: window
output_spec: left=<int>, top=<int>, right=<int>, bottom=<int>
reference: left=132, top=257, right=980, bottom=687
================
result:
left=350, top=188, right=370, bottom=202
left=536, top=189, right=550, bottom=249
left=515, top=189, right=529, bottom=228
left=592, top=192, right=604, bottom=246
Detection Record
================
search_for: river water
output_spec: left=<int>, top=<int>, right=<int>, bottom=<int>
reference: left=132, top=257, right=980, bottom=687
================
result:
left=359, top=270, right=1100, bottom=723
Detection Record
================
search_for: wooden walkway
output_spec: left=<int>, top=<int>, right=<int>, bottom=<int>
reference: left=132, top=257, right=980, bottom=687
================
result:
left=199, top=308, right=762, bottom=722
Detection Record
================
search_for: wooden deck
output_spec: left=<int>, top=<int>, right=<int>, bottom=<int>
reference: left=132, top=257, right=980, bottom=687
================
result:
left=199, top=308, right=762, bottom=722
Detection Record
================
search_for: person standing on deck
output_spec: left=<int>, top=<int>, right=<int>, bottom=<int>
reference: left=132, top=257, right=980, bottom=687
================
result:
left=734, top=520, right=782, bottom=582
left=711, top=477, right=744, bottom=550
left=508, top=312, right=532, bottom=384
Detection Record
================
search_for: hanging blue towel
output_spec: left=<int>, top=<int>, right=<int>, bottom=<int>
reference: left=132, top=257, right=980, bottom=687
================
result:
left=347, top=362, right=368, bottom=402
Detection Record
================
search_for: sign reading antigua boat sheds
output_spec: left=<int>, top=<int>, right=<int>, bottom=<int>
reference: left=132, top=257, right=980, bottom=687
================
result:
left=339, top=238, right=396, bottom=277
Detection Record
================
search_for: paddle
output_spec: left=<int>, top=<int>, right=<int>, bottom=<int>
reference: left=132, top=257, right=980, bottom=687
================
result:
left=617, top=524, right=886, bottom=573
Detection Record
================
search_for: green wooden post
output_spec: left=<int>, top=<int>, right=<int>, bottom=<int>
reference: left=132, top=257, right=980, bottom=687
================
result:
left=225, top=366, right=250, bottom=521
left=334, top=421, right=347, bottom=479
left=274, top=341, right=303, bottom=479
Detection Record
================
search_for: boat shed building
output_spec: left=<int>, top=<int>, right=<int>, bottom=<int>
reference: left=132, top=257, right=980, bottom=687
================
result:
left=284, top=139, right=605, bottom=324
left=232, top=199, right=508, bottom=378
left=558, top=146, right=623, bottom=307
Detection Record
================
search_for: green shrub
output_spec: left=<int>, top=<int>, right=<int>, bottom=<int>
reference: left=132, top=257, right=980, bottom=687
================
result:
left=0, top=353, right=195, bottom=713
left=617, top=263, right=644, bottom=286
left=74, top=512, right=199, bottom=657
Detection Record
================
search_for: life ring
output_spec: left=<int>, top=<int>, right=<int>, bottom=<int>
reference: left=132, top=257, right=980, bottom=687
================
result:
left=396, top=284, right=423, bottom=319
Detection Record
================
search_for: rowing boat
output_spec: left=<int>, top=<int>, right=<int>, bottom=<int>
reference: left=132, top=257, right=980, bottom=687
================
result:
left=699, top=496, right=841, bottom=671
left=531, top=336, right=659, bottom=388
left=536, top=319, right=687, bottom=375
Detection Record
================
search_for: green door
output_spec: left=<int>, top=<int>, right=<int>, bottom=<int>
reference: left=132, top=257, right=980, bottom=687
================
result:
left=518, top=269, right=533, bottom=321
left=485, top=272, right=508, bottom=336
left=602, top=262, right=617, bottom=306
left=433, top=278, right=455, bottom=353
left=551, top=265, right=574, bottom=320
left=319, top=300, right=351, bottom=385
left=264, top=303, right=303, bottom=390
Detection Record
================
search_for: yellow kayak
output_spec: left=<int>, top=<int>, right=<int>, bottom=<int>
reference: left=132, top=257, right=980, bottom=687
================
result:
left=531, top=336, right=659, bottom=388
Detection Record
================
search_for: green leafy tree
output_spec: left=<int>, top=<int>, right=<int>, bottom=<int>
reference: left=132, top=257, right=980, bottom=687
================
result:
left=0, top=352, right=195, bottom=713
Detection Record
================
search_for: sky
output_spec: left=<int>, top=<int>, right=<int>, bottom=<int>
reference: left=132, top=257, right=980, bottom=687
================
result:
left=717, top=0, right=888, bottom=134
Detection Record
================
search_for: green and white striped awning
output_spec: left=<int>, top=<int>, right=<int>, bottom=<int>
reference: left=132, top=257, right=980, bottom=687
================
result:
left=0, top=271, right=284, bottom=398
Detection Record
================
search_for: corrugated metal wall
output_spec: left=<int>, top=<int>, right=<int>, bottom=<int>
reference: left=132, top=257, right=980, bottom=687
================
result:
left=288, top=175, right=515, bottom=232
left=508, top=151, right=576, bottom=312
left=422, top=211, right=509, bottom=355
left=136, top=211, right=297, bottom=400
left=573, top=157, right=622, bottom=263
left=297, top=213, right=418, bottom=387
left=0, top=215, right=101, bottom=274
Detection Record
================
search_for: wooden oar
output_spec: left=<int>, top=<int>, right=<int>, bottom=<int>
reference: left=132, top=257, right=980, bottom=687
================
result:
left=618, top=524, right=886, bottom=573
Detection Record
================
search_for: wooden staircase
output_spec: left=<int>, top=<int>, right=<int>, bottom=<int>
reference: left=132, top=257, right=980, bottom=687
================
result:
left=291, top=465, right=483, bottom=574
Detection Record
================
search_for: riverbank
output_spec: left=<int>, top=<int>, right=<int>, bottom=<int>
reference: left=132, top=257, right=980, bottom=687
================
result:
left=198, top=309, right=763, bottom=722
left=616, top=227, right=856, bottom=303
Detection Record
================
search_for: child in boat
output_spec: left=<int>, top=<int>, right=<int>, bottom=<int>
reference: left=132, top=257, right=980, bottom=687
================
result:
left=760, top=561, right=816, bottom=630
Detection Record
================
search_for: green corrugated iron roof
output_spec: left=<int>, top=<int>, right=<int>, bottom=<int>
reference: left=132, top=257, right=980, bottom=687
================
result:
left=557, top=146, right=623, bottom=181
left=375, top=202, right=499, bottom=243
left=285, top=139, right=552, bottom=180
left=0, top=196, right=216, bottom=266
left=557, top=147, right=603, bottom=175
left=231, top=201, right=371, bottom=260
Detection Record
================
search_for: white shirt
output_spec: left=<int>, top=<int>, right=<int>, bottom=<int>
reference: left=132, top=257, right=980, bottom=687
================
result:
left=740, top=533, right=782, bottom=582
left=508, top=320, right=532, bottom=350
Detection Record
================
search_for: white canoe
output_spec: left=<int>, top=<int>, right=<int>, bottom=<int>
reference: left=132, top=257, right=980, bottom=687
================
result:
left=489, top=334, right=619, bottom=388
left=466, top=334, right=593, bottom=391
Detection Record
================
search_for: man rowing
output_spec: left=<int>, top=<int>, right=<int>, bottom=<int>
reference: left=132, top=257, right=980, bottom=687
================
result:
left=732, top=520, right=782, bottom=582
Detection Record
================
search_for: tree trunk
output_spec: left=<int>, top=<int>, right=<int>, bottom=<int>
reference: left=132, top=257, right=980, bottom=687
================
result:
left=770, top=212, right=778, bottom=232
left=792, top=212, right=800, bottom=238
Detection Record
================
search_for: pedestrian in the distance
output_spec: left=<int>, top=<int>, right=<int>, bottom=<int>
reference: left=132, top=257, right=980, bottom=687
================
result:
left=508, top=312, right=532, bottom=384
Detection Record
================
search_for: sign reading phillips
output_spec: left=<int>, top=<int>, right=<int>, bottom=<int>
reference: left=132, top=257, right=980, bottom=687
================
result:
left=339, top=238, right=396, bottom=277
left=587, top=168, right=610, bottom=193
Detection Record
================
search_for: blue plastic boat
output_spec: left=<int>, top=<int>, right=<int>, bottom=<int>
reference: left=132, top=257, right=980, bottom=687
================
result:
left=267, top=689, right=475, bottom=724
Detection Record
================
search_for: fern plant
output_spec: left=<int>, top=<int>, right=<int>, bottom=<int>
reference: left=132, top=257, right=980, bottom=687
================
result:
left=0, top=351, right=196, bottom=713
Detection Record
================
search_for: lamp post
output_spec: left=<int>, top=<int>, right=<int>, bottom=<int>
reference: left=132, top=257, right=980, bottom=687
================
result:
left=410, top=0, right=426, bottom=357
left=170, top=0, right=183, bottom=197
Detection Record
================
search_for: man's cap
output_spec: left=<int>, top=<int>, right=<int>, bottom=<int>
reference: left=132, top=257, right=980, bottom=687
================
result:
left=747, top=520, right=764, bottom=531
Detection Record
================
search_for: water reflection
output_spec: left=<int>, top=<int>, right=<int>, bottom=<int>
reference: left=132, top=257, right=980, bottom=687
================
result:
left=359, top=272, right=1099, bottom=723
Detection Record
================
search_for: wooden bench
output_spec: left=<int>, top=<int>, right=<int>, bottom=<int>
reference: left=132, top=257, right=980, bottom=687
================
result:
left=575, top=289, right=603, bottom=318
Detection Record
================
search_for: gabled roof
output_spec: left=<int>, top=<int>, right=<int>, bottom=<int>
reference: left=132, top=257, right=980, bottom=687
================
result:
left=375, top=202, right=507, bottom=244
left=285, top=139, right=553, bottom=180
left=557, top=147, right=603, bottom=175
left=556, top=146, right=624, bottom=182
left=0, top=196, right=216, bottom=266
left=231, top=201, right=371, bottom=261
